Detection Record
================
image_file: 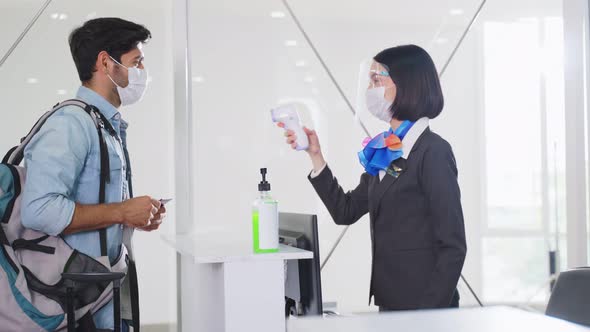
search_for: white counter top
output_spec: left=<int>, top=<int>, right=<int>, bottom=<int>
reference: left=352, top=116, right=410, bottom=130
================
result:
left=288, top=306, right=590, bottom=332
left=161, top=232, right=313, bottom=264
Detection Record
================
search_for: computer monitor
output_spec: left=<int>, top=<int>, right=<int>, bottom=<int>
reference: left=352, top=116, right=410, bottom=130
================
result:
left=279, top=212, right=323, bottom=317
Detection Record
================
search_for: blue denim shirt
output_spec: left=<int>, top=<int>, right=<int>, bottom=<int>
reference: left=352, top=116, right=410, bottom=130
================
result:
left=21, top=86, right=131, bottom=329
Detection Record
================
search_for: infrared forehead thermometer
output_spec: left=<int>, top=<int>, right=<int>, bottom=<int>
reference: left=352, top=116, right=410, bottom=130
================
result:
left=271, top=104, right=309, bottom=151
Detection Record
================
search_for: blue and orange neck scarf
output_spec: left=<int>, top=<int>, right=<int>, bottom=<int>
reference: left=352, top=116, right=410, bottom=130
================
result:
left=358, top=121, right=414, bottom=176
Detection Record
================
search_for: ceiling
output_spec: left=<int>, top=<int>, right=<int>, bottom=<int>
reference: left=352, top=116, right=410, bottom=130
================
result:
left=0, top=0, right=563, bottom=125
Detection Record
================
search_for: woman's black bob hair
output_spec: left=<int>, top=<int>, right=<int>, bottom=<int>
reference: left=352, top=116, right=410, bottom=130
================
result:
left=374, top=44, right=444, bottom=121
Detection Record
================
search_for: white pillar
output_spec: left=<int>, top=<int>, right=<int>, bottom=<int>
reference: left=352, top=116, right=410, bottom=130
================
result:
left=172, top=0, right=195, bottom=330
left=172, top=0, right=194, bottom=236
left=563, top=0, right=589, bottom=268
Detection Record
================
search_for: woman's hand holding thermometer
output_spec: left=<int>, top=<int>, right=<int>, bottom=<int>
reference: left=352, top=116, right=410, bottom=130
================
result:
left=273, top=105, right=326, bottom=172
left=271, top=105, right=309, bottom=150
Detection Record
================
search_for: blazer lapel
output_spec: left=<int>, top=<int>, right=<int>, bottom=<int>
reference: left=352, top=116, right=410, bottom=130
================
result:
left=369, top=127, right=430, bottom=215
left=407, top=127, right=430, bottom=156
left=370, top=158, right=407, bottom=216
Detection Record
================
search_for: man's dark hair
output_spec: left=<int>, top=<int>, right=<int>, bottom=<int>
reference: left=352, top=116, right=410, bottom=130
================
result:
left=69, top=18, right=151, bottom=82
left=374, top=45, right=444, bottom=121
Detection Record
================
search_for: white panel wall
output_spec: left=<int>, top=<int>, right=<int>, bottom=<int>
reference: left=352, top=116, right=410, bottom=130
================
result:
left=1, top=0, right=581, bottom=324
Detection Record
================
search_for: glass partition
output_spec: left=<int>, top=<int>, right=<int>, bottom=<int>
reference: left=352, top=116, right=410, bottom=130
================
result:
left=188, top=0, right=487, bottom=312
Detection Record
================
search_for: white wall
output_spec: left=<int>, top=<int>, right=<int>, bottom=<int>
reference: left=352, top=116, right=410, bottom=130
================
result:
left=1, top=0, right=578, bottom=324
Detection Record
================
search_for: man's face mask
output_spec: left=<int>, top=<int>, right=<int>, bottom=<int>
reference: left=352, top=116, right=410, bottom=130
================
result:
left=107, top=56, right=149, bottom=106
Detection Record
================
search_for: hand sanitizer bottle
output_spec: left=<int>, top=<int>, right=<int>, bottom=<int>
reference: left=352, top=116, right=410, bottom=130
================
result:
left=252, top=168, right=279, bottom=253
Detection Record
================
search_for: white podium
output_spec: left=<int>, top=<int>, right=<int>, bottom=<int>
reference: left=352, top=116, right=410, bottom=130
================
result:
left=163, top=233, right=313, bottom=332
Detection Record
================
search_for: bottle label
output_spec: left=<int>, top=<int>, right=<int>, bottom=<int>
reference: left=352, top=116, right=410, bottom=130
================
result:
left=252, top=203, right=279, bottom=253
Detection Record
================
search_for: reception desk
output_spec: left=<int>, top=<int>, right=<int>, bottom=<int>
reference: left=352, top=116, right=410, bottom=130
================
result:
left=163, top=233, right=312, bottom=332
left=288, top=306, right=590, bottom=332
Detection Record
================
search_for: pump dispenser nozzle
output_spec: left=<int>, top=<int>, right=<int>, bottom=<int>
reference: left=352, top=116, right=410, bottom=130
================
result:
left=258, top=168, right=271, bottom=192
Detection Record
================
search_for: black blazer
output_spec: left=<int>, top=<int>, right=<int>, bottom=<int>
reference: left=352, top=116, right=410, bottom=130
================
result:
left=309, top=128, right=466, bottom=310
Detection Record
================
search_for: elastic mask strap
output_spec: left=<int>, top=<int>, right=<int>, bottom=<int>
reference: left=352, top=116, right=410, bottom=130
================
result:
left=107, top=73, right=123, bottom=89
left=107, top=56, right=127, bottom=88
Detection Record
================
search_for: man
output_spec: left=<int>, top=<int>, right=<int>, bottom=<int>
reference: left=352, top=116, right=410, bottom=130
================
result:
left=21, top=18, right=164, bottom=330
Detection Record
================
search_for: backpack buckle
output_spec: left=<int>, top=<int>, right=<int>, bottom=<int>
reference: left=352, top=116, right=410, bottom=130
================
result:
left=97, top=118, right=105, bottom=129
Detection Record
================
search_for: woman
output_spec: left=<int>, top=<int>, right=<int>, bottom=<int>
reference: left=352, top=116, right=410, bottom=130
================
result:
left=280, top=45, right=466, bottom=311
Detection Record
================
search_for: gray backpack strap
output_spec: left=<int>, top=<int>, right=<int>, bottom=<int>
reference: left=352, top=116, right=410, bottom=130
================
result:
left=2, top=99, right=113, bottom=257
left=2, top=99, right=100, bottom=166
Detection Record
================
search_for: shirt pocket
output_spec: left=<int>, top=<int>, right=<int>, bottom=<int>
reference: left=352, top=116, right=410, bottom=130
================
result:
left=106, top=139, right=123, bottom=171
left=79, top=134, right=123, bottom=181
left=105, top=135, right=124, bottom=187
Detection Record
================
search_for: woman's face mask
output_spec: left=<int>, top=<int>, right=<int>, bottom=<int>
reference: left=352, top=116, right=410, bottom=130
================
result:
left=107, top=56, right=149, bottom=106
left=365, top=66, right=396, bottom=122
left=365, top=86, right=394, bottom=122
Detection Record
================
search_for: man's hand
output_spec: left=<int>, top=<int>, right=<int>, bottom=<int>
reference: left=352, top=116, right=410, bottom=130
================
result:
left=138, top=201, right=166, bottom=232
left=66, top=196, right=163, bottom=235
left=119, top=196, right=160, bottom=228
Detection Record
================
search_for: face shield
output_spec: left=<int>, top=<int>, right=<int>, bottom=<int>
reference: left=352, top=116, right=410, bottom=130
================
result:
left=355, top=58, right=395, bottom=124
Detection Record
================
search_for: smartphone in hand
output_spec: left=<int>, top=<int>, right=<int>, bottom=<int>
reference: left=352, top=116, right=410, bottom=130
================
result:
left=159, top=198, right=173, bottom=205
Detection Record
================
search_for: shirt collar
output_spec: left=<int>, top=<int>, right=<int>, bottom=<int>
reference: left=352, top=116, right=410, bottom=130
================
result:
left=402, top=117, right=429, bottom=158
left=76, top=86, right=120, bottom=120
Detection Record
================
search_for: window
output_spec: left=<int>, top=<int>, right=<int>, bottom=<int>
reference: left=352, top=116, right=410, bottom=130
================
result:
left=482, top=17, right=566, bottom=304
